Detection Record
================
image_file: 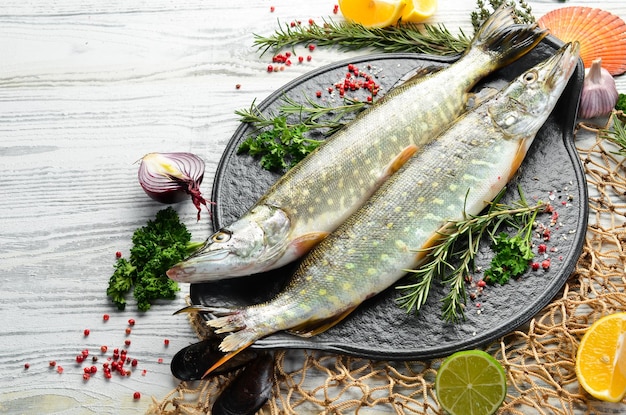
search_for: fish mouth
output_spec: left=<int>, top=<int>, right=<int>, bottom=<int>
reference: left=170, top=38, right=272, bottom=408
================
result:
left=166, top=264, right=197, bottom=282
left=546, top=42, right=580, bottom=89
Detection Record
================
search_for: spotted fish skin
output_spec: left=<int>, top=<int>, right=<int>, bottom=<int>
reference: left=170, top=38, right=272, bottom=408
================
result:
left=167, top=6, right=548, bottom=283
left=189, top=42, right=579, bottom=361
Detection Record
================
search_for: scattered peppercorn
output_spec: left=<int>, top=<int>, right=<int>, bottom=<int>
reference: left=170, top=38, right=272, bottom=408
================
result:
left=128, top=319, right=135, bottom=326
left=56, top=366, right=64, bottom=374
left=541, top=259, right=551, bottom=270
left=24, top=363, right=30, bottom=369
left=163, top=339, right=170, bottom=346
left=308, top=44, right=316, bottom=52
left=83, top=329, right=90, bottom=336
left=333, top=4, right=339, bottom=14
left=538, top=244, right=547, bottom=254
left=270, top=6, right=275, bottom=12
left=235, top=84, right=241, bottom=90
left=124, top=339, right=131, bottom=347
left=115, top=251, right=122, bottom=259
left=531, top=262, right=540, bottom=271
left=100, top=345, right=108, bottom=353
left=103, top=314, right=110, bottom=321
left=125, top=327, right=132, bottom=335
left=133, top=392, right=141, bottom=400
left=49, top=361, right=56, bottom=367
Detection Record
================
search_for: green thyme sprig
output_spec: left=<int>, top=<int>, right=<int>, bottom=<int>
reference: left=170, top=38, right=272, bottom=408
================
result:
left=397, top=187, right=544, bottom=322
left=254, top=19, right=471, bottom=56
left=471, top=0, right=535, bottom=32
left=600, top=112, right=626, bottom=156
left=236, top=96, right=367, bottom=171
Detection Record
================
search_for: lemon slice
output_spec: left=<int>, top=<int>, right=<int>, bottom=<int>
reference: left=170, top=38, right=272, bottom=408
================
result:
left=401, top=0, right=437, bottom=23
left=338, top=0, right=407, bottom=28
left=575, top=312, right=626, bottom=402
left=435, top=350, right=507, bottom=415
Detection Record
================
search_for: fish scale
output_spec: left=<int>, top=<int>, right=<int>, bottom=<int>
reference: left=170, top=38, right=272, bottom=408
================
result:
left=167, top=5, right=548, bottom=282
left=179, top=43, right=580, bottom=373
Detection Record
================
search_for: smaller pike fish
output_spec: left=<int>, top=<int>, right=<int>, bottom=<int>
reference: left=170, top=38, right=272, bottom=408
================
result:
left=167, top=5, right=547, bottom=282
left=179, top=42, right=581, bottom=375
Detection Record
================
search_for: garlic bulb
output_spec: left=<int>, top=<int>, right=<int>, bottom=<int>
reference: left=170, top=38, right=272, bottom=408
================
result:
left=579, top=58, right=619, bottom=119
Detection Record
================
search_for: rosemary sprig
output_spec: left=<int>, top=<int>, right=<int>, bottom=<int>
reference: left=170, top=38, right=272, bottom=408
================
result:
left=253, top=19, right=471, bottom=56
left=236, top=95, right=366, bottom=131
left=397, top=188, right=544, bottom=322
left=601, top=112, right=626, bottom=156
left=236, top=96, right=367, bottom=171
left=254, top=0, right=536, bottom=57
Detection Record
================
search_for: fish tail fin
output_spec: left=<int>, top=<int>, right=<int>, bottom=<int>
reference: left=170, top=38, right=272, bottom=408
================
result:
left=471, top=4, right=547, bottom=68
left=179, top=305, right=262, bottom=376
left=200, top=310, right=261, bottom=376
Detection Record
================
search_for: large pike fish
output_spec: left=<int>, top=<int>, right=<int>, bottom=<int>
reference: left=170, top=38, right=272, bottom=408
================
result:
left=167, top=6, right=547, bottom=282
left=180, top=42, right=580, bottom=374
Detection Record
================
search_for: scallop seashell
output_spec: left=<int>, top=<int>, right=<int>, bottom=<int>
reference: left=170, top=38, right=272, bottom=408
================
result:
left=537, top=7, right=626, bottom=76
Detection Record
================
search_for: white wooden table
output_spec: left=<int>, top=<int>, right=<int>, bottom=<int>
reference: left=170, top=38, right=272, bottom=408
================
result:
left=1, top=1, right=624, bottom=413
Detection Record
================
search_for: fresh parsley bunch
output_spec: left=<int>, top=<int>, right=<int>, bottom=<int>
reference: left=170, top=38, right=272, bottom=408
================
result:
left=107, top=207, right=204, bottom=311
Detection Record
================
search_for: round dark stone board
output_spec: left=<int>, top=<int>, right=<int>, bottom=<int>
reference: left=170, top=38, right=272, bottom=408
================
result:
left=191, top=36, right=587, bottom=361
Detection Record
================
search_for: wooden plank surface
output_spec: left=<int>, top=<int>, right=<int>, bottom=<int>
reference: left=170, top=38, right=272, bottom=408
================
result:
left=1, top=0, right=625, bottom=413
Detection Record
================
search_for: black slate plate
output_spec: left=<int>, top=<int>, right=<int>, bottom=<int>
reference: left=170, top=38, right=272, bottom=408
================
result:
left=191, top=36, right=587, bottom=361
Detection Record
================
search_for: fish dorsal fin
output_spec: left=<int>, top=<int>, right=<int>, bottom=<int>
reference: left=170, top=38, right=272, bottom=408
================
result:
left=466, top=86, right=499, bottom=110
left=379, top=144, right=419, bottom=183
left=287, top=305, right=359, bottom=338
left=389, top=64, right=445, bottom=91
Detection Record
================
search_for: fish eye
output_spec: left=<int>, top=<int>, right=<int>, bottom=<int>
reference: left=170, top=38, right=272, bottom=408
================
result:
left=523, top=70, right=538, bottom=83
left=212, top=229, right=232, bottom=243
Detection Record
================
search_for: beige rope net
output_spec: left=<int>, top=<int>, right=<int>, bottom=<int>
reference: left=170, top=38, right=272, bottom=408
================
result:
left=147, top=118, right=626, bottom=415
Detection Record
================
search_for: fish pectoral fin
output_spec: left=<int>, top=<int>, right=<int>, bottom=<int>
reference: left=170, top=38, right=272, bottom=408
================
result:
left=287, top=306, right=358, bottom=338
left=290, top=232, right=330, bottom=255
left=379, top=144, right=419, bottom=183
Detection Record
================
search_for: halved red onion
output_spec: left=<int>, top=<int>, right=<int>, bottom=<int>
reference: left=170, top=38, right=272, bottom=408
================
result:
left=138, top=152, right=213, bottom=220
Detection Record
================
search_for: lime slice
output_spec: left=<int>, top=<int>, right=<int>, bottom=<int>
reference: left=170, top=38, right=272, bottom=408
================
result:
left=435, top=350, right=507, bottom=415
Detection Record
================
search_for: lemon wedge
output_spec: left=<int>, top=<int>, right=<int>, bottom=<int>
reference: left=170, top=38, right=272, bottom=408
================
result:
left=575, top=312, right=626, bottom=402
left=338, top=0, right=407, bottom=28
left=401, top=0, right=437, bottom=23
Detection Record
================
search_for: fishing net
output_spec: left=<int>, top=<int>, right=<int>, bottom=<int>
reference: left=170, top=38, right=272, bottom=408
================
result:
left=147, top=118, right=626, bottom=415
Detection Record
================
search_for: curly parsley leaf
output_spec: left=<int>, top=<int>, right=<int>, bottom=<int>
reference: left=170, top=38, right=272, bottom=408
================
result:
left=483, top=232, right=534, bottom=285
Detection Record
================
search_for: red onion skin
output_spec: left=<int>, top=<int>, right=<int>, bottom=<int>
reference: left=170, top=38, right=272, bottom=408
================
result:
left=138, top=152, right=212, bottom=220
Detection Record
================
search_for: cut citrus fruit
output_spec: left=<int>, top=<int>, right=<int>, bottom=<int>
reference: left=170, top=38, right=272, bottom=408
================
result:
left=435, top=350, right=507, bottom=415
left=401, top=0, right=437, bottom=23
left=338, top=0, right=407, bottom=28
left=575, top=312, right=626, bottom=402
